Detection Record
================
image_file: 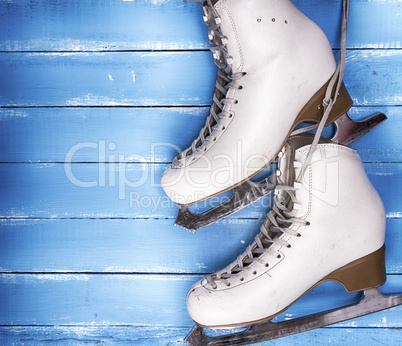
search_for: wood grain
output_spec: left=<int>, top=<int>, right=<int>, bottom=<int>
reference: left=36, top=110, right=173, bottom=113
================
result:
left=0, top=50, right=400, bottom=107
left=0, top=326, right=401, bottom=345
left=0, top=106, right=399, bottom=163
left=0, top=218, right=400, bottom=274
left=0, top=273, right=400, bottom=327
left=0, top=0, right=400, bottom=51
left=0, top=0, right=400, bottom=342
left=0, top=162, right=399, bottom=218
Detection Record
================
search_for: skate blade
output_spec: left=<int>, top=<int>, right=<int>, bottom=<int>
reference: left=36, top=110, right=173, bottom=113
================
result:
left=185, top=288, right=402, bottom=346
left=175, top=174, right=276, bottom=232
left=332, top=112, right=387, bottom=146
left=175, top=112, right=387, bottom=232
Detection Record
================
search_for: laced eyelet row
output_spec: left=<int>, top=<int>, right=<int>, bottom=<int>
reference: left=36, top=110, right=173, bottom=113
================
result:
left=205, top=145, right=316, bottom=289
left=172, top=8, right=249, bottom=166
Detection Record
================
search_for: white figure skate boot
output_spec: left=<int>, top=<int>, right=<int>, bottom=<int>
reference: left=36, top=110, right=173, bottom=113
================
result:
left=185, top=134, right=402, bottom=344
left=161, top=0, right=353, bottom=206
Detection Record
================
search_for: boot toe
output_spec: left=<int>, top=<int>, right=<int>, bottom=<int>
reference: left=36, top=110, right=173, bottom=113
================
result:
left=160, top=165, right=188, bottom=204
left=186, top=279, right=241, bottom=327
left=161, top=164, right=210, bottom=205
left=186, top=284, right=218, bottom=326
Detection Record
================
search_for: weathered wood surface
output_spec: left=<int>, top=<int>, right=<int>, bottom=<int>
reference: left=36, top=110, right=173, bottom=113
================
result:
left=0, top=273, right=400, bottom=327
left=0, top=50, right=400, bottom=107
left=0, top=326, right=400, bottom=345
left=0, top=162, right=400, bottom=218
left=0, top=0, right=400, bottom=51
left=0, top=218, right=400, bottom=274
left=0, top=0, right=401, bottom=344
left=0, top=106, right=399, bottom=163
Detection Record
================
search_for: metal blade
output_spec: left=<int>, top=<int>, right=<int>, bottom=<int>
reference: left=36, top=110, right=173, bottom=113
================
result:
left=185, top=288, right=402, bottom=346
left=332, top=112, right=387, bottom=146
left=175, top=112, right=387, bottom=231
left=175, top=175, right=276, bottom=232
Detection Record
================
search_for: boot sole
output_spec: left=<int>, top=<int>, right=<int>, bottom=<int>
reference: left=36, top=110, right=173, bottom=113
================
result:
left=179, top=79, right=353, bottom=206
left=194, top=245, right=387, bottom=329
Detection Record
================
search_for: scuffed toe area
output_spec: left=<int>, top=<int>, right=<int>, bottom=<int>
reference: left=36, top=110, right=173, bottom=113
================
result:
left=186, top=280, right=245, bottom=327
left=186, top=285, right=217, bottom=327
left=185, top=273, right=282, bottom=327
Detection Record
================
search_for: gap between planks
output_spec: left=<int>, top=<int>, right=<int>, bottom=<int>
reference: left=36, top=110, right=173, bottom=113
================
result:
left=0, top=48, right=399, bottom=54
left=0, top=272, right=209, bottom=276
left=0, top=272, right=400, bottom=276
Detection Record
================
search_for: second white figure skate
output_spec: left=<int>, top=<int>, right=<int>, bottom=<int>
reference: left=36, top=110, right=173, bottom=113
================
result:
left=161, top=0, right=354, bottom=206
left=185, top=134, right=402, bottom=344
left=174, top=112, right=387, bottom=231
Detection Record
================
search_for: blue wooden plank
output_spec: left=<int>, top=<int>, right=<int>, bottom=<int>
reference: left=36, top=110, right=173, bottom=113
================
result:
left=0, top=107, right=208, bottom=163
left=364, top=163, right=402, bottom=219
left=344, top=50, right=402, bottom=106
left=0, top=0, right=400, bottom=51
left=0, top=0, right=207, bottom=51
left=0, top=326, right=401, bottom=345
left=0, top=326, right=191, bottom=345
left=0, top=273, right=190, bottom=326
left=0, top=162, right=400, bottom=218
left=0, top=51, right=216, bottom=107
left=0, top=218, right=400, bottom=274
left=346, top=107, right=402, bottom=162
left=0, top=50, right=400, bottom=107
left=298, top=0, right=402, bottom=50
left=0, top=0, right=399, bottom=344
left=0, top=162, right=266, bottom=218
left=0, top=273, right=400, bottom=327
left=0, top=106, right=399, bottom=163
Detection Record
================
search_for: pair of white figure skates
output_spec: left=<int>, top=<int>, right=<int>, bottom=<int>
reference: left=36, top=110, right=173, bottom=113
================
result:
left=161, top=0, right=401, bottom=344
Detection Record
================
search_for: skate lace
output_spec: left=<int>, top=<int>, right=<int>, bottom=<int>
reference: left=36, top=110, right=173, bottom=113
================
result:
left=206, top=165, right=308, bottom=289
left=292, top=0, right=350, bottom=180
left=206, top=0, right=350, bottom=289
left=173, top=0, right=245, bottom=168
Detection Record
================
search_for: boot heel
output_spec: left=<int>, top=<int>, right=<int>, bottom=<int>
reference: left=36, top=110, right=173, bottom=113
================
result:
left=325, top=245, right=386, bottom=293
left=294, top=80, right=353, bottom=128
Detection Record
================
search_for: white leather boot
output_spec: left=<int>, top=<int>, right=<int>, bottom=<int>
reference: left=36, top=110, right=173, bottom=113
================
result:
left=161, top=0, right=353, bottom=205
left=186, top=133, right=386, bottom=327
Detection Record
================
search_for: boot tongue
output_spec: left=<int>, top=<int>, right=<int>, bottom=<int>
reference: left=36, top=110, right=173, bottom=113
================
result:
left=209, top=0, right=220, bottom=7
left=259, top=139, right=296, bottom=243
left=240, top=134, right=332, bottom=270
left=265, top=134, right=332, bottom=235
left=278, top=133, right=332, bottom=198
left=277, top=143, right=295, bottom=198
